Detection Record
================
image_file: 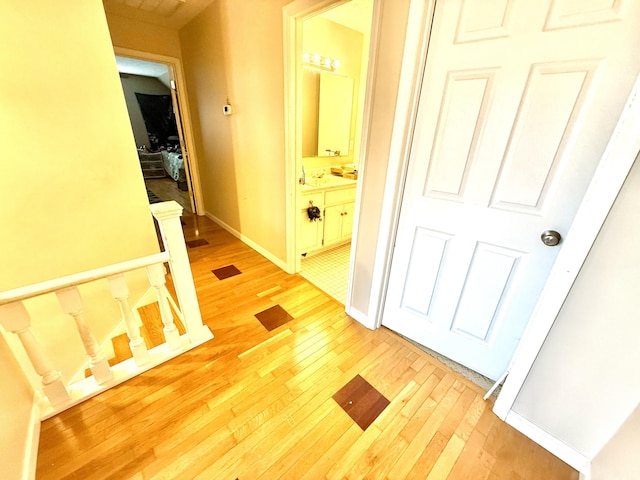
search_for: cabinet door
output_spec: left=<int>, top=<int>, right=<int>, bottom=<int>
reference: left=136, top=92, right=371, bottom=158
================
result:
left=300, top=210, right=322, bottom=253
left=323, top=204, right=343, bottom=247
left=340, top=202, right=355, bottom=241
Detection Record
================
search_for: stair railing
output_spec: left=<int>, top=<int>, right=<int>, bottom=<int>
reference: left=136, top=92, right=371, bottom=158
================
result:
left=0, top=201, right=213, bottom=419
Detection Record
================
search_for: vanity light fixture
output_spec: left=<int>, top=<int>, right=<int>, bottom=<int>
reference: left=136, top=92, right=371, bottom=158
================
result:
left=302, top=52, right=340, bottom=72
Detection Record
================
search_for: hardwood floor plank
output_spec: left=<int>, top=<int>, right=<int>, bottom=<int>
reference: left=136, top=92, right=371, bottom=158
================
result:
left=389, top=382, right=464, bottom=479
left=346, top=382, right=420, bottom=479
left=259, top=400, right=348, bottom=479
left=229, top=398, right=338, bottom=480
left=35, top=215, right=579, bottom=480
left=406, top=431, right=449, bottom=480
left=426, top=433, right=466, bottom=480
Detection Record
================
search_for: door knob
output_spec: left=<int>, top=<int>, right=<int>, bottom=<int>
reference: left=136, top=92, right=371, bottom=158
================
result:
left=541, top=230, right=561, bottom=246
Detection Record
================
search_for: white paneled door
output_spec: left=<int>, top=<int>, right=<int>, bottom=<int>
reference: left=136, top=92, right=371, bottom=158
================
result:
left=383, top=0, right=640, bottom=380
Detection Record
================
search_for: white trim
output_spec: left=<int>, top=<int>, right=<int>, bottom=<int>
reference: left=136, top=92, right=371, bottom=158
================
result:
left=204, top=211, right=289, bottom=272
left=283, top=0, right=384, bottom=323
left=493, top=74, right=640, bottom=418
left=344, top=304, right=373, bottom=329
left=113, top=47, right=205, bottom=216
left=372, top=0, right=640, bottom=465
left=369, top=0, right=437, bottom=328
left=0, top=252, right=170, bottom=305
left=38, top=328, right=213, bottom=420
left=505, top=410, right=591, bottom=475
left=283, top=0, right=353, bottom=277
left=579, top=469, right=592, bottom=480
left=23, top=394, right=40, bottom=480
left=345, top=0, right=383, bottom=317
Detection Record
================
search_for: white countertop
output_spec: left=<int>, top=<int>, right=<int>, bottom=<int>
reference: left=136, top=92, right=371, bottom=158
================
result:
left=301, top=175, right=357, bottom=192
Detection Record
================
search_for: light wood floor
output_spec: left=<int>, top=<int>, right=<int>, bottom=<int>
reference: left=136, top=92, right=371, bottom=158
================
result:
left=36, top=215, right=578, bottom=480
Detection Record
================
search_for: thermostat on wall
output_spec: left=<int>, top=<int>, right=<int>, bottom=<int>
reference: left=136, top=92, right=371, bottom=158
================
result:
left=223, top=104, right=233, bottom=115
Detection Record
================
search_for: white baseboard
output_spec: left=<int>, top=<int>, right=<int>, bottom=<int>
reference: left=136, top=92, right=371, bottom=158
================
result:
left=204, top=211, right=289, bottom=272
left=505, top=410, right=591, bottom=475
left=24, top=394, right=41, bottom=480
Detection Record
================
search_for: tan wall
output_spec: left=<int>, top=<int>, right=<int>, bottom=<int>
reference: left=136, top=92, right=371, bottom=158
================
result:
left=513, top=154, right=640, bottom=458
left=0, top=0, right=160, bottom=475
left=105, top=12, right=182, bottom=59
left=591, top=404, right=640, bottom=479
left=350, top=0, right=412, bottom=317
left=180, top=0, right=289, bottom=262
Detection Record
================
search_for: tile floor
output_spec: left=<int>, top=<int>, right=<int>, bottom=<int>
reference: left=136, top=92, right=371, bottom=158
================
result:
left=300, top=243, right=351, bottom=304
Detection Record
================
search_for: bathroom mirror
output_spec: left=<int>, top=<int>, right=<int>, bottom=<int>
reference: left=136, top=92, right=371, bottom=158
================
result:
left=302, top=69, right=354, bottom=158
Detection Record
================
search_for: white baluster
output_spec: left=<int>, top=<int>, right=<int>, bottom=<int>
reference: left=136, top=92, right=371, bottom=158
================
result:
left=146, top=263, right=181, bottom=351
left=107, top=274, right=150, bottom=366
left=0, top=301, right=70, bottom=405
left=150, top=201, right=211, bottom=343
left=56, top=286, right=113, bottom=384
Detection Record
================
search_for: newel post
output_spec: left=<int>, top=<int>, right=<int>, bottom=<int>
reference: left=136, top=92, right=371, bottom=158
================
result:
left=149, top=201, right=209, bottom=342
left=0, top=301, right=71, bottom=406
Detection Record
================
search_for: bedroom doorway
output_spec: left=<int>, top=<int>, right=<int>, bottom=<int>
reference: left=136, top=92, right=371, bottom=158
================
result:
left=115, top=53, right=199, bottom=215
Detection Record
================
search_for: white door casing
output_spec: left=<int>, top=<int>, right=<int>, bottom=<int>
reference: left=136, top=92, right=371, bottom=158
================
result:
left=383, top=0, right=640, bottom=380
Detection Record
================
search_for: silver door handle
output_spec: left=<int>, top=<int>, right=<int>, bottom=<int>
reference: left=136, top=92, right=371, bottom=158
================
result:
left=541, top=230, right=561, bottom=246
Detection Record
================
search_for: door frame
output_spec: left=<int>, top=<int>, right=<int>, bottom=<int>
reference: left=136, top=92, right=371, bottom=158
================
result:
left=372, top=0, right=640, bottom=454
left=282, top=0, right=383, bottom=288
left=114, top=47, right=205, bottom=216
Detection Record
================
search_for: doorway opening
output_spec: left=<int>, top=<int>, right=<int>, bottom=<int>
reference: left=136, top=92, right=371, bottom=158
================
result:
left=293, top=0, right=374, bottom=304
left=115, top=54, right=199, bottom=215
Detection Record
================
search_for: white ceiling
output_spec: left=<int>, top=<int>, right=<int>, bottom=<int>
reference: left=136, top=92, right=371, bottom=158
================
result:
left=104, top=0, right=373, bottom=32
left=320, top=0, right=374, bottom=34
left=116, top=56, right=168, bottom=78
left=103, top=0, right=216, bottom=29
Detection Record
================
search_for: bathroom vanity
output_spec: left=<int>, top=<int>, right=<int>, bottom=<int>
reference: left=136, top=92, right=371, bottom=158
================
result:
left=300, top=176, right=357, bottom=256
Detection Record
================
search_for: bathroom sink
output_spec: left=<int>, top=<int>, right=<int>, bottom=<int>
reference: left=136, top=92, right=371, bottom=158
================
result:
left=305, top=175, right=356, bottom=188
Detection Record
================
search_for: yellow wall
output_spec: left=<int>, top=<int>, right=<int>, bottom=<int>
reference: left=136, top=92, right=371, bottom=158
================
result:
left=302, top=17, right=363, bottom=164
left=0, top=0, right=159, bottom=290
left=180, top=0, right=290, bottom=262
left=105, top=12, right=182, bottom=59
left=0, top=0, right=161, bottom=476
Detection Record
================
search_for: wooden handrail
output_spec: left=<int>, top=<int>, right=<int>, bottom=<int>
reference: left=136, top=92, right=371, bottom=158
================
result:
left=0, top=251, right=171, bottom=306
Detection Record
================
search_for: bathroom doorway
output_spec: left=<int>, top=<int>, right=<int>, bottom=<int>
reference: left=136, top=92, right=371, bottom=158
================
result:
left=293, top=0, right=374, bottom=304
